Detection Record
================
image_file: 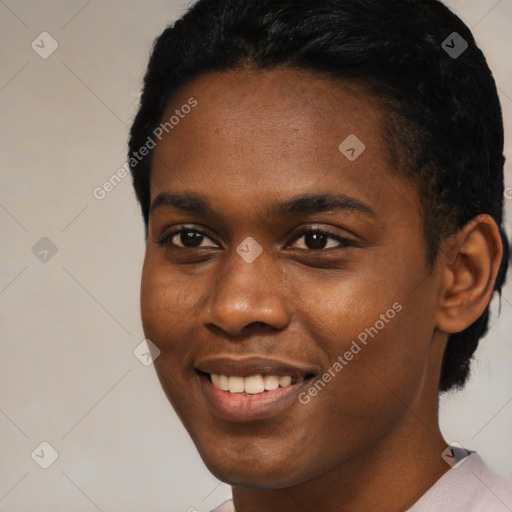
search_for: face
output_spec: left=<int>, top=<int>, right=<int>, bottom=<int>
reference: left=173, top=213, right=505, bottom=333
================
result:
left=141, top=68, right=444, bottom=488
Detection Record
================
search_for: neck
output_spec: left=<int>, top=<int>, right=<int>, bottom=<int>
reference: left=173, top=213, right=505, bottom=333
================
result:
left=232, top=396, right=449, bottom=512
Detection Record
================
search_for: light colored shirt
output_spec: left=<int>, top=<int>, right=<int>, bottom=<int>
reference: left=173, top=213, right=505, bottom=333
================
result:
left=210, top=453, right=512, bottom=512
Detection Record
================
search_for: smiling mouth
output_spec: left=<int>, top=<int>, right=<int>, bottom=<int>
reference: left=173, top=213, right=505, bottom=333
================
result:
left=194, top=358, right=318, bottom=421
left=197, top=371, right=313, bottom=395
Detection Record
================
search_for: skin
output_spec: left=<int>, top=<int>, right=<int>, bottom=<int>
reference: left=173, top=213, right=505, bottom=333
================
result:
left=140, top=67, right=503, bottom=512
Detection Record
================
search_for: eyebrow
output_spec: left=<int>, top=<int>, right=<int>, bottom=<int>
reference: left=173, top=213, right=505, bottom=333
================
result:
left=150, top=192, right=376, bottom=218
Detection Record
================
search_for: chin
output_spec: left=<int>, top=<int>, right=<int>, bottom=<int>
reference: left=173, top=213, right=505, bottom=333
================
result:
left=193, top=438, right=315, bottom=489
left=205, top=461, right=305, bottom=489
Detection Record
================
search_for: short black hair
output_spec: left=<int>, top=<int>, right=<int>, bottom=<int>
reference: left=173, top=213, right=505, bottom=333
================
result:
left=129, top=0, right=510, bottom=392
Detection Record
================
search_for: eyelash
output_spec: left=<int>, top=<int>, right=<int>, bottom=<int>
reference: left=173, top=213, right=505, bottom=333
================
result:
left=156, top=225, right=355, bottom=251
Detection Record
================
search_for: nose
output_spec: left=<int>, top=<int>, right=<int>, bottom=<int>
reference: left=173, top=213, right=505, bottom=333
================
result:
left=200, top=246, right=291, bottom=337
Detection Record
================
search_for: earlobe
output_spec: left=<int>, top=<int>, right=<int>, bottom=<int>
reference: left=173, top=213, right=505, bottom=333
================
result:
left=436, top=215, right=503, bottom=334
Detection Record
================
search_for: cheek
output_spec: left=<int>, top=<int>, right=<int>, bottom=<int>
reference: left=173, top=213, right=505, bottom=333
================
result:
left=347, top=311, right=425, bottom=396
left=140, top=261, right=166, bottom=343
left=140, top=255, right=197, bottom=407
left=319, top=289, right=436, bottom=433
left=299, top=261, right=435, bottom=425
left=292, top=312, right=426, bottom=471
left=140, top=253, right=186, bottom=346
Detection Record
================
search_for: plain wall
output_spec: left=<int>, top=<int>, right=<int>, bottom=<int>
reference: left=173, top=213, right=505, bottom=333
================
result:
left=1, top=1, right=511, bottom=510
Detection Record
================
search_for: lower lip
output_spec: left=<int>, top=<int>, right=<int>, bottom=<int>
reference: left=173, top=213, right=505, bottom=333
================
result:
left=198, top=374, right=307, bottom=422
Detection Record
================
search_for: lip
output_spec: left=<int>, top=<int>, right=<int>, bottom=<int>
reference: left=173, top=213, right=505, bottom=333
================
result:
left=195, top=356, right=319, bottom=422
left=195, top=356, right=318, bottom=379
left=198, top=373, right=311, bottom=422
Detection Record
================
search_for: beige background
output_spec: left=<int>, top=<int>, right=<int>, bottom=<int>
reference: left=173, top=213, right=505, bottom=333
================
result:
left=0, top=1, right=511, bottom=511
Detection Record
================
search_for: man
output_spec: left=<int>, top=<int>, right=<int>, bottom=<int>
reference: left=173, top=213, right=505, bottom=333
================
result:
left=129, top=0, right=512, bottom=510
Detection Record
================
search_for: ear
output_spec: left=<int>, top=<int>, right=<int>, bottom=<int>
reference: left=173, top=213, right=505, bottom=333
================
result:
left=436, top=215, right=503, bottom=334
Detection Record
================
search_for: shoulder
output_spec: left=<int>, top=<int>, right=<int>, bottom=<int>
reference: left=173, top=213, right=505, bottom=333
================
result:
left=210, top=499, right=235, bottom=512
left=409, top=452, right=512, bottom=512
left=209, top=455, right=512, bottom=512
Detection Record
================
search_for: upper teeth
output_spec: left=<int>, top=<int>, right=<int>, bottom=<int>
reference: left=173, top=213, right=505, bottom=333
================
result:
left=211, top=374, right=293, bottom=394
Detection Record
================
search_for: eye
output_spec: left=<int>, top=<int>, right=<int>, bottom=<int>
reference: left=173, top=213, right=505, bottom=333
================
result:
left=288, top=227, right=355, bottom=251
left=157, top=226, right=218, bottom=249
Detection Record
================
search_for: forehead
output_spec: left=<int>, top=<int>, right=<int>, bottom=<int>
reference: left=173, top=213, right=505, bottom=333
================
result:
left=154, top=67, right=384, bottom=154
left=150, top=67, right=414, bottom=220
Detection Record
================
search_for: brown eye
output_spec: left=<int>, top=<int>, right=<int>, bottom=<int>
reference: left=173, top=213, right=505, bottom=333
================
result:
left=303, top=231, right=329, bottom=250
left=157, top=227, right=218, bottom=249
left=289, top=228, right=354, bottom=251
left=176, top=230, right=205, bottom=247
